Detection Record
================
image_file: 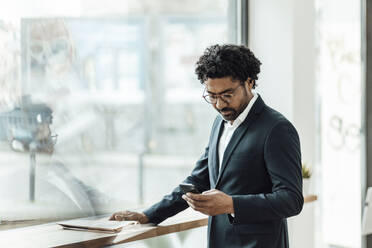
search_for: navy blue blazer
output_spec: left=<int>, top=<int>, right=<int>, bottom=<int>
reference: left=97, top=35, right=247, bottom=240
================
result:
left=143, top=95, right=304, bottom=248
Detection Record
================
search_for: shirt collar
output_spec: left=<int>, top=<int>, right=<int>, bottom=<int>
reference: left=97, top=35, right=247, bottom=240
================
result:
left=224, top=91, right=258, bottom=128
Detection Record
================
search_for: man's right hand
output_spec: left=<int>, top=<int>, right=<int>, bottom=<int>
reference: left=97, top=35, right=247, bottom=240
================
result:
left=108, top=210, right=149, bottom=224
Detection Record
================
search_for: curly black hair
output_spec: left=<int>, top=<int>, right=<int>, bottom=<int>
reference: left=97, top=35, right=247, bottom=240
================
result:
left=195, top=44, right=261, bottom=88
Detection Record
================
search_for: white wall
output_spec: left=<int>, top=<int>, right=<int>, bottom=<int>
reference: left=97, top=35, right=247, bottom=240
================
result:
left=292, top=0, right=316, bottom=168
left=249, top=0, right=316, bottom=166
left=249, top=0, right=316, bottom=247
left=249, top=0, right=294, bottom=121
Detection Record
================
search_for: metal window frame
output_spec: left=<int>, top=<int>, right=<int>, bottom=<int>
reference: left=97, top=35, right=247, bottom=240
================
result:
left=362, top=0, right=370, bottom=246
left=235, top=0, right=249, bottom=46
left=240, top=0, right=249, bottom=46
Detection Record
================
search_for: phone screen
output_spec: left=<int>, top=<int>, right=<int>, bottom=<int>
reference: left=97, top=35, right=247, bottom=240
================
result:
left=179, top=183, right=200, bottom=194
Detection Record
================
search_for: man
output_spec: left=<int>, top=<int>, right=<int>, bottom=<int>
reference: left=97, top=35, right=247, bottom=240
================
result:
left=110, top=44, right=304, bottom=248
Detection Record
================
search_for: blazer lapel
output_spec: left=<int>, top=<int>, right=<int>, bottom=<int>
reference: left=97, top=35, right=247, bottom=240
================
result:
left=215, top=96, right=265, bottom=188
left=210, top=117, right=225, bottom=184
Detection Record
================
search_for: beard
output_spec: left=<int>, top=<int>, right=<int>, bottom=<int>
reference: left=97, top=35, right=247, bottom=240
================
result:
left=217, top=98, right=250, bottom=122
left=218, top=108, right=239, bottom=121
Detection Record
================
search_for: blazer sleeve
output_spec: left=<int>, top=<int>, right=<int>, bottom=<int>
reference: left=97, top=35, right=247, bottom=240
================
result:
left=142, top=118, right=219, bottom=225
left=230, top=120, right=304, bottom=224
left=142, top=146, right=210, bottom=224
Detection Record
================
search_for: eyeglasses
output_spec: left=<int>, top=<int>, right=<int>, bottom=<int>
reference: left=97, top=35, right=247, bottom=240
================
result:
left=202, top=85, right=242, bottom=104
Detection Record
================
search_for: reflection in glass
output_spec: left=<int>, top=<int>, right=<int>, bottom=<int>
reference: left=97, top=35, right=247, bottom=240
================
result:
left=0, top=1, right=235, bottom=235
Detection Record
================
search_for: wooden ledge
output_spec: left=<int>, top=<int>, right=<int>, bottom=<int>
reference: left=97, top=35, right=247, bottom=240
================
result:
left=0, top=208, right=207, bottom=248
left=304, top=195, right=317, bottom=203
left=0, top=196, right=318, bottom=247
left=114, top=209, right=208, bottom=245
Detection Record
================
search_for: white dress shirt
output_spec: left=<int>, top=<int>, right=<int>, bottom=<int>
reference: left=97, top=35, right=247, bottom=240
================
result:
left=217, top=92, right=257, bottom=217
left=218, top=91, right=258, bottom=170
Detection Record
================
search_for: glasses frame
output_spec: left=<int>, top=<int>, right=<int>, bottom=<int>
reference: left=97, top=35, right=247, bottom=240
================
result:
left=202, top=84, right=243, bottom=104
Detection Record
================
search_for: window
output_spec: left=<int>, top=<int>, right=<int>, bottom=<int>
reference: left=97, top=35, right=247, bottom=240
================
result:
left=315, top=0, right=362, bottom=247
left=0, top=0, right=239, bottom=226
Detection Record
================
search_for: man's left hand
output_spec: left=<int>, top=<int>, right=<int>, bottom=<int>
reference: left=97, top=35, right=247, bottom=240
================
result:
left=182, top=189, right=234, bottom=216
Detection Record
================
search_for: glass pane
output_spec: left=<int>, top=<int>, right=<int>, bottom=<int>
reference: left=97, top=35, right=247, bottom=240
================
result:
left=316, top=0, right=362, bottom=247
left=0, top=0, right=237, bottom=225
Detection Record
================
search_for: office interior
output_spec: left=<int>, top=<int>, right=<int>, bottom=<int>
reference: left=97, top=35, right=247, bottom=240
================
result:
left=0, top=0, right=369, bottom=247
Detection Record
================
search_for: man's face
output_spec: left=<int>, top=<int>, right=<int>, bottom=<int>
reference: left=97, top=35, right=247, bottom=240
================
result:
left=204, top=77, right=254, bottom=122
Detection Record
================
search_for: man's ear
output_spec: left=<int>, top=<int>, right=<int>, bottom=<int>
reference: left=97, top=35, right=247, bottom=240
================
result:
left=245, top=78, right=254, bottom=91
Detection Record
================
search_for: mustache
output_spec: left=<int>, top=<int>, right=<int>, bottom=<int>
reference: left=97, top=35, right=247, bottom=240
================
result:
left=218, top=108, right=235, bottom=113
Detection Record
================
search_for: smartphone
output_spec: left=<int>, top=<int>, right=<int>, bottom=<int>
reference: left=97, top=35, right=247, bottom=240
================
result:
left=179, top=183, right=200, bottom=194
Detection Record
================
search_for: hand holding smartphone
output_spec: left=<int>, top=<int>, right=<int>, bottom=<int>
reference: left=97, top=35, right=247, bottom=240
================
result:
left=179, top=183, right=200, bottom=194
